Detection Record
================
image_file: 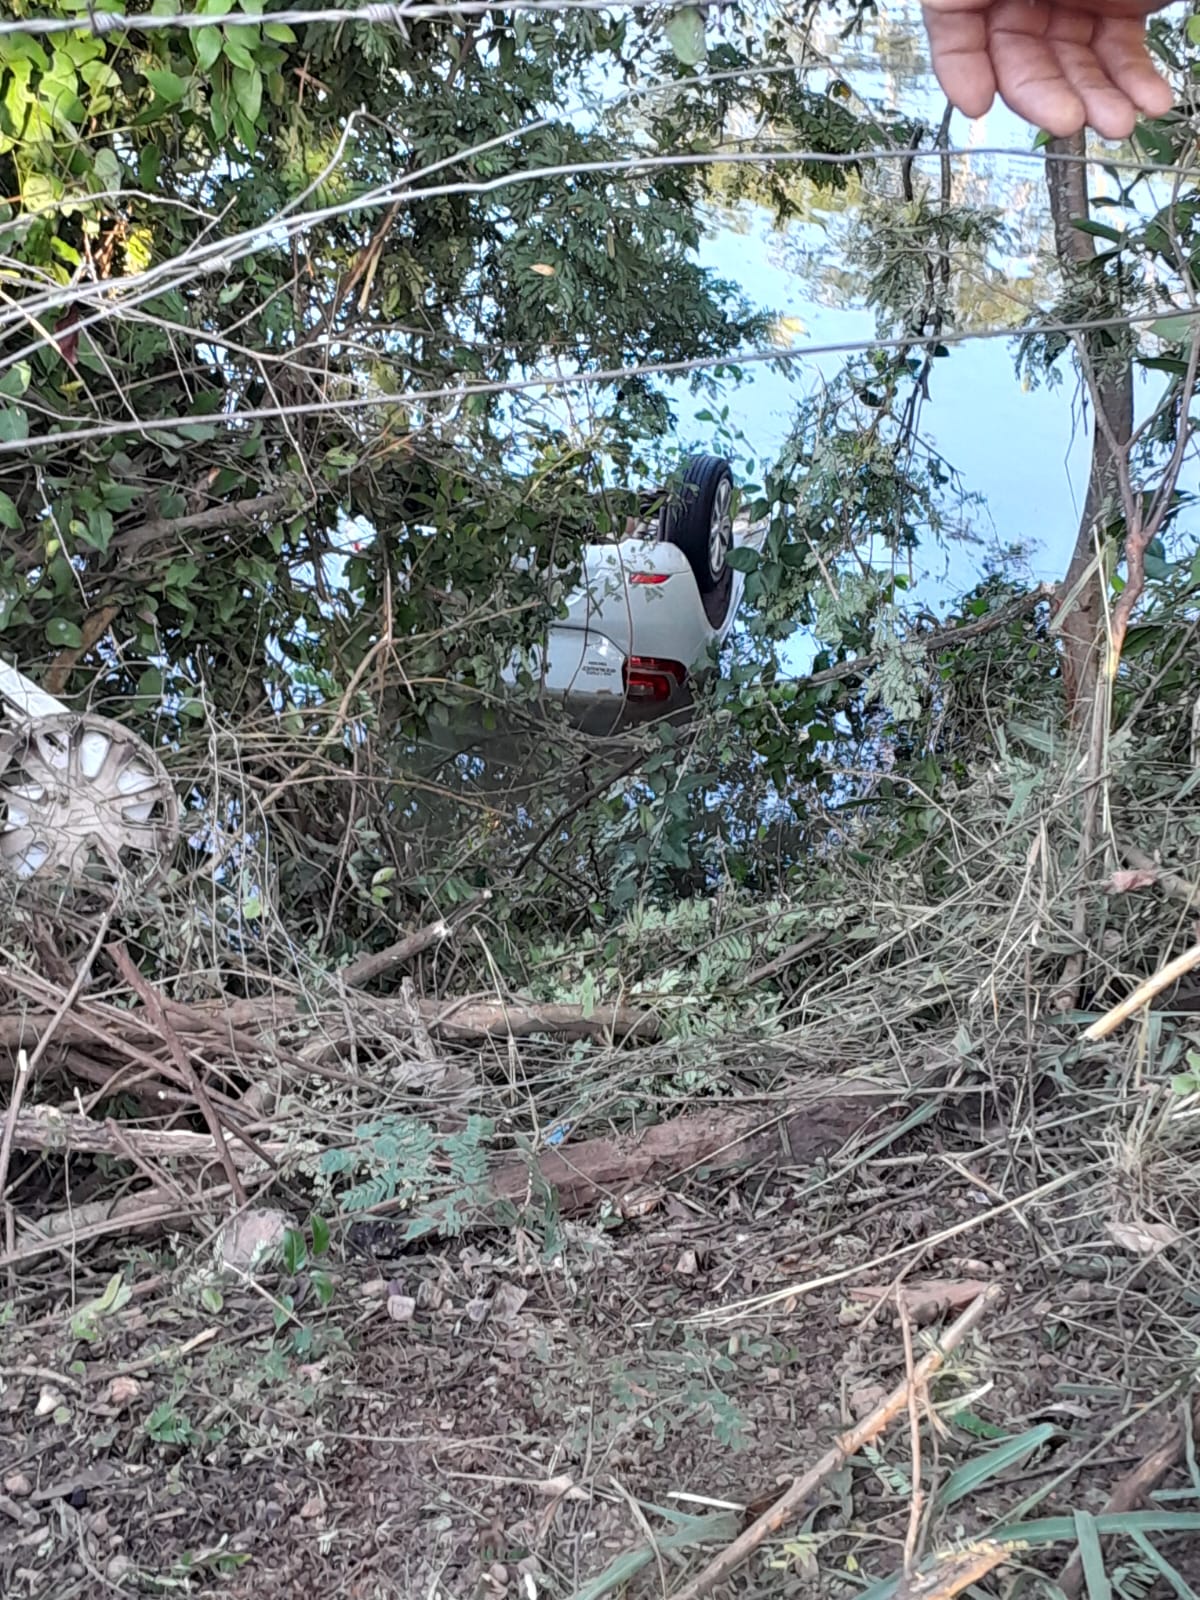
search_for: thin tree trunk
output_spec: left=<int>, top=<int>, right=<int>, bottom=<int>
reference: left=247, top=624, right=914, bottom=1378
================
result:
left=1045, top=133, right=1133, bottom=727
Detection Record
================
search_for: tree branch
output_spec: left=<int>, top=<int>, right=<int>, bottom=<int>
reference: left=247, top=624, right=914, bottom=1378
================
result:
left=111, top=491, right=294, bottom=567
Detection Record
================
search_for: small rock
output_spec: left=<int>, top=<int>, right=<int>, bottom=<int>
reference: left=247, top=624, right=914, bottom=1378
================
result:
left=387, top=1294, right=416, bottom=1323
left=3, top=1473, right=31, bottom=1498
left=106, top=1551, right=134, bottom=1583
left=88, top=1510, right=110, bottom=1538
left=492, top=1283, right=528, bottom=1324
left=34, top=1385, right=64, bottom=1419
left=216, top=1208, right=295, bottom=1276
left=674, top=1249, right=698, bottom=1276
left=299, top=1493, right=324, bottom=1519
left=357, top=1277, right=388, bottom=1300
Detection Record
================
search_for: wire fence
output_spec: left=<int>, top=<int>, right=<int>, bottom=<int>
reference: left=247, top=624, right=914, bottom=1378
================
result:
left=2, top=5, right=1198, bottom=456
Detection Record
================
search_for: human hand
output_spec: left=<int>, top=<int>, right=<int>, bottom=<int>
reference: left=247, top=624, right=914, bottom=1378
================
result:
left=920, top=1, right=1173, bottom=139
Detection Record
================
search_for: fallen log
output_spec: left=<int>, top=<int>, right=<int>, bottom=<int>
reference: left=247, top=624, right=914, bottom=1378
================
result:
left=4, top=1088, right=896, bottom=1268
left=12, top=1106, right=294, bottom=1168
left=211, top=992, right=661, bottom=1044
left=483, top=1093, right=885, bottom=1214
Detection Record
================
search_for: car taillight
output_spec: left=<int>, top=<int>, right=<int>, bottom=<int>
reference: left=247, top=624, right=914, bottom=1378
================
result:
left=628, top=572, right=670, bottom=585
left=623, top=656, right=686, bottom=702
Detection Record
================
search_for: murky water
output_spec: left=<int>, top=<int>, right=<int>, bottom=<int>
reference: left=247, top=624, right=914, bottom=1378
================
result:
left=672, top=2, right=1189, bottom=607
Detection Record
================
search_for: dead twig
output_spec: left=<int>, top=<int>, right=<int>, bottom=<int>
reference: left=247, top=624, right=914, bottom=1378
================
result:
left=0, top=907, right=114, bottom=1200
left=1082, top=938, right=1200, bottom=1040
left=1, top=1187, right=229, bottom=1269
left=108, top=943, right=248, bottom=1207
left=10, top=1106, right=290, bottom=1168
left=1057, top=1394, right=1200, bottom=1600
left=894, top=1541, right=1016, bottom=1599
left=337, top=890, right=491, bottom=988
left=665, top=1284, right=1004, bottom=1600
left=900, top=1301, right=925, bottom=1578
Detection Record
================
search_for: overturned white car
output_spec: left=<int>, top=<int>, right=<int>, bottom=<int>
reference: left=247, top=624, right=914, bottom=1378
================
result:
left=504, top=454, right=764, bottom=730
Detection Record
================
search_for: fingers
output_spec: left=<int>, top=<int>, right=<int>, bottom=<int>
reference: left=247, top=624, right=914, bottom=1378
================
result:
left=921, top=1, right=1174, bottom=137
left=1047, top=34, right=1139, bottom=137
left=1091, top=15, right=1175, bottom=119
left=988, top=2, right=1089, bottom=136
left=924, top=7, right=997, bottom=118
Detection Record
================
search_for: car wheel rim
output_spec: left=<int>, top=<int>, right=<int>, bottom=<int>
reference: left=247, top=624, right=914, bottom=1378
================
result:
left=0, top=713, right=179, bottom=887
left=708, top=476, right=733, bottom=580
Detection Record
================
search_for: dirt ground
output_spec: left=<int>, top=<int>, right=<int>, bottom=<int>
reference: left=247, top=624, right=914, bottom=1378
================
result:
left=4, top=1132, right=1199, bottom=1600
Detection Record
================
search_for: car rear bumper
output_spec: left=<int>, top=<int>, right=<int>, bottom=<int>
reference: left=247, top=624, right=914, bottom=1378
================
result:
left=505, top=625, right=695, bottom=731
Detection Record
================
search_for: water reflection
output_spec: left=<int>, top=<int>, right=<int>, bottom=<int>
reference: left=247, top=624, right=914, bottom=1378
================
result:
left=674, top=1, right=1193, bottom=600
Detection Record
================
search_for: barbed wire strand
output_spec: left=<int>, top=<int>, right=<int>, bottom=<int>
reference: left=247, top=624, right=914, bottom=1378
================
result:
left=1, top=129, right=1193, bottom=371
left=3, top=1, right=663, bottom=37
left=0, top=304, right=1192, bottom=458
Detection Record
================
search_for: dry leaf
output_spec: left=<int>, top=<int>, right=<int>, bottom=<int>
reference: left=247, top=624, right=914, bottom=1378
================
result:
left=492, top=1283, right=528, bottom=1324
left=386, top=1294, right=416, bottom=1322
left=529, top=263, right=555, bottom=276
left=534, top=1475, right=584, bottom=1500
left=674, top=1249, right=698, bottom=1276
left=101, top=1376, right=140, bottom=1411
left=1106, top=1219, right=1181, bottom=1256
left=1105, top=868, right=1159, bottom=894
left=850, top=1278, right=994, bottom=1325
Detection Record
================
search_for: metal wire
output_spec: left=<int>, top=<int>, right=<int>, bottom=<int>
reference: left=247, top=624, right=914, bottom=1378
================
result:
left=0, top=304, right=1191, bottom=457
left=0, top=3, right=659, bottom=38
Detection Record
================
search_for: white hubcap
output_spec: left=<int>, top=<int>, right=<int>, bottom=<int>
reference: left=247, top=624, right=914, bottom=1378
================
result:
left=708, top=476, right=733, bottom=580
left=0, top=713, right=179, bottom=886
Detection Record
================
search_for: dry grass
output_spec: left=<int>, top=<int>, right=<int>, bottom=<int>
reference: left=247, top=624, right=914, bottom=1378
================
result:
left=2, top=704, right=1200, bottom=1599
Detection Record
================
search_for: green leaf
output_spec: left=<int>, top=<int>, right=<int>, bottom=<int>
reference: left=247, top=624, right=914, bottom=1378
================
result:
left=0, top=362, right=31, bottom=400
left=1188, top=11, right=1200, bottom=44
left=282, top=1227, right=306, bottom=1274
left=222, top=32, right=257, bottom=72
left=143, top=67, right=187, bottom=104
left=1072, top=218, right=1122, bottom=242
left=310, top=1214, right=331, bottom=1256
left=935, top=1424, right=1058, bottom=1511
left=92, top=146, right=122, bottom=190
left=725, top=545, right=759, bottom=573
left=263, top=22, right=296, bottom=42
left=232, top=65, right=262, bottom=124
left=45, top=617, right=84, bottom=649
left=139, top=143, right=161, bottom=189
left=1127, top=1530, right=1200, bottom=1600
left=0, top=406, right=25, bottom=444
left=0, top=491, right=20, bottom=530
left=1151, top=314, right=1194, bottom=343
left=194, top=25, right=222, bottom=70
left=664, top=6, right=706, bottom=65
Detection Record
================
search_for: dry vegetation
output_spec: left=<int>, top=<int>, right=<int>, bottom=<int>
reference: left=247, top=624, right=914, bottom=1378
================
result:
left=3, top=706, right=1200, bottom=1600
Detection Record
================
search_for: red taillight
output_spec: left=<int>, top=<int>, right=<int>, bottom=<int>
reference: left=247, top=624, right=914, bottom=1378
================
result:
left=629, top=572, right=670, bottom=585
left=623, top=656, right=686, bottom=702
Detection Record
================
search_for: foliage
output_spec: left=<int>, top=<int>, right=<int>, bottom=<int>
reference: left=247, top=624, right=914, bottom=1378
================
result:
left=314, top=1113, right=493, bottom=1235
left=0, top=0, right=767, bottom=737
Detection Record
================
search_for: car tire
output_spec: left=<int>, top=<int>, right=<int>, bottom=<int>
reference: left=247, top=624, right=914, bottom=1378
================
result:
left=658, top=454, right=734, bottom=626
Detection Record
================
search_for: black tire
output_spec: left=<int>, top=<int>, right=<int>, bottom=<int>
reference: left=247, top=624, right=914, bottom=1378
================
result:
left=658, top=454, right=735, bottom=626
